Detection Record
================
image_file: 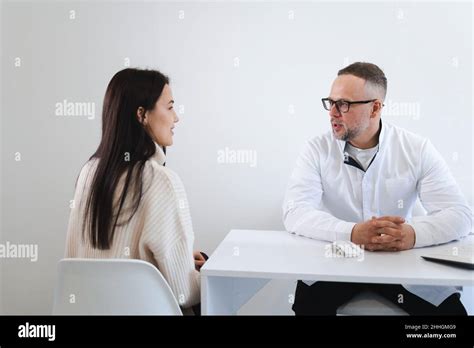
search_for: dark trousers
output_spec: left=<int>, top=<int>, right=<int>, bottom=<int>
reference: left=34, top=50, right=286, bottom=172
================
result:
left=292, top=281, right=467, bottom=316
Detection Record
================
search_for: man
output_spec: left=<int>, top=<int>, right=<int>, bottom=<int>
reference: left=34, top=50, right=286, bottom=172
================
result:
left=283, top=62, right=472, bottom=315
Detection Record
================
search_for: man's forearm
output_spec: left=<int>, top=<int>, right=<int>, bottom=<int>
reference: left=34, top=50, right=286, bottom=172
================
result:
left=284, top=204, right=355, bottom=242
left=410, top=206, right=471, bottom=247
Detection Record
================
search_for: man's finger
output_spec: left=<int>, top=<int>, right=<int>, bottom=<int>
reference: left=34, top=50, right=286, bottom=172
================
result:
left=371, top=219, right=404, bottom=230
left=386, top=241, right=403, bottom=251
left=375, top=216, right=405, bottom=224
left=371, top=234, right=397, bottom=244
left=366, top=242, right=401, bottom=251
left=377, top=226, right=403, bottom=239
left=365, top=243, right=384, bottom=251
left=378, top=240, right=403, bottom=250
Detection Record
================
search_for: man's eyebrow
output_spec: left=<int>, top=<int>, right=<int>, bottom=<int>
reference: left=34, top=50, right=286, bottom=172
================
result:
left=329, top=97, right=351, bottom=102
left=168, top=100, right=174, bottom=104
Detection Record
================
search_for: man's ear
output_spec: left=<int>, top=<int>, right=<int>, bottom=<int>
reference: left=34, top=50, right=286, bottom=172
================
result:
left=371, top=100, right=383, bottom=118
left=136, top=107, right=147, bottom=125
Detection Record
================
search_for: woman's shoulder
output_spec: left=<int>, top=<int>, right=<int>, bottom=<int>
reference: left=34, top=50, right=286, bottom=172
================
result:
left=74, top=157, right=99, bottom=188
left=143, top=158, right=186, bottom=195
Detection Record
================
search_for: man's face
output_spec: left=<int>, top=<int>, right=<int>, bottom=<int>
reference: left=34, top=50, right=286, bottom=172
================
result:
left=328, top=75, right=374, bottom=142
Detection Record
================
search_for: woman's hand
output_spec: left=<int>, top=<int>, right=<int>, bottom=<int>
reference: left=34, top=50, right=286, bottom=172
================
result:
left=193, top=251, right=206, bottom=271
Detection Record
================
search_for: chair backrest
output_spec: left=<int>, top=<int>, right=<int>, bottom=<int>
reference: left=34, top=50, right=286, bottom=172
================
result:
left=337, top=291, right=408, bottom=316
left=52, top=258, right=182, bottom=315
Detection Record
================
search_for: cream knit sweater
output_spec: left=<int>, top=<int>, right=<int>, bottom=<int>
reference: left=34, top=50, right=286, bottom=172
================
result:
left=65, top=142, right=200, bottom=309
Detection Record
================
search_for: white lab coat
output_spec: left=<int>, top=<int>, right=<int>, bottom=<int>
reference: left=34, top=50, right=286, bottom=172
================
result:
left=283, top=121, right=472, bottom=306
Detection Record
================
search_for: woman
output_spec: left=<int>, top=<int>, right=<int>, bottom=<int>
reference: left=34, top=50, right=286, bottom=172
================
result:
left=65, top=68, right=206, bottom=314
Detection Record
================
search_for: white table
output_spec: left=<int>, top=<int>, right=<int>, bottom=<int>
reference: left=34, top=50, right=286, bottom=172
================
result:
left=201, top=229, right=474, bottom=315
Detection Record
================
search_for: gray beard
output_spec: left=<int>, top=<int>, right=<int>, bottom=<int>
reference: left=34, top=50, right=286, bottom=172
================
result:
left=338, top=127, right=360, bottom=142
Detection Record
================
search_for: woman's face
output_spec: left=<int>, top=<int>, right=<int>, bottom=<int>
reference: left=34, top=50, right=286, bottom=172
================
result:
left=141, top=84, right=179, bottom=147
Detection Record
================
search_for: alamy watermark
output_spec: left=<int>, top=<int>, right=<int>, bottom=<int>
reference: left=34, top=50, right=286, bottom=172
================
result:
left=217, top=147, right=257, bottom=168
left=325, top=242, right=365, bottom=262
left=382, top=99, right=421, bottom=120
left=55, top=99, right=95, bottom=120
left=0, top=241, right=38, bottom=262
left=18, top=322, right=55, bottom=341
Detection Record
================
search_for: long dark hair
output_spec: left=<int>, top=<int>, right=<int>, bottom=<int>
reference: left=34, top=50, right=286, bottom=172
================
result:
left=83, top=68, right=169, bottom=249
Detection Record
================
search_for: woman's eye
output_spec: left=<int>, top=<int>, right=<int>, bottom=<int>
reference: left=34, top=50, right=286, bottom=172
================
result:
left=168, top=106, right=174, bottom=110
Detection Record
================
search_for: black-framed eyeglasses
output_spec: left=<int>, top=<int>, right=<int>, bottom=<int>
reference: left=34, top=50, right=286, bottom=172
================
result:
left=321, top=98, right=379, bottom=113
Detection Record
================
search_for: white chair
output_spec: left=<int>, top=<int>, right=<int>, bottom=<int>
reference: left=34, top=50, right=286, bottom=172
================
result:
left=337, top=291, right=408, bottom=315
left=52, top=258, right=182, bottom=315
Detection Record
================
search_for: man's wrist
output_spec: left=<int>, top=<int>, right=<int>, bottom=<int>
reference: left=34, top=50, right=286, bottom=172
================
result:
left=410, top=224, right=416, bottom=247
left=404, top=223, right=416, bottom=248
left=350, top=223, right=358, bottom=243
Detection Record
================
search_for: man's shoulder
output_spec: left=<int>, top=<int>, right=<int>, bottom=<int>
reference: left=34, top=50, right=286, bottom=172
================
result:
left=383, top=121, right=428, bottom=147
left=307, top=130, right=335, bottom=150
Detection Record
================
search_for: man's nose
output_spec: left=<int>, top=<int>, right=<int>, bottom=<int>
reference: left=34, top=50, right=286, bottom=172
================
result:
left=329, top=104, right=341, bottom=118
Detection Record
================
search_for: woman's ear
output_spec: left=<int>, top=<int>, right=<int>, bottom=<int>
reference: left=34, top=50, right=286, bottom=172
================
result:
left=136, top=107, right=147, bottom=125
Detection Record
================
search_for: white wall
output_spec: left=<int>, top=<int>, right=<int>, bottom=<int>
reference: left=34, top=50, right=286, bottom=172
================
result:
left=1, top=0, right=472, bottom=314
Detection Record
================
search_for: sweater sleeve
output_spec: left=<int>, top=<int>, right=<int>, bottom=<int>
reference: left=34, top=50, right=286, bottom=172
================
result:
left=65, top=160, right=96, bottom=258
left=140, top=162, right=200, bottom=308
